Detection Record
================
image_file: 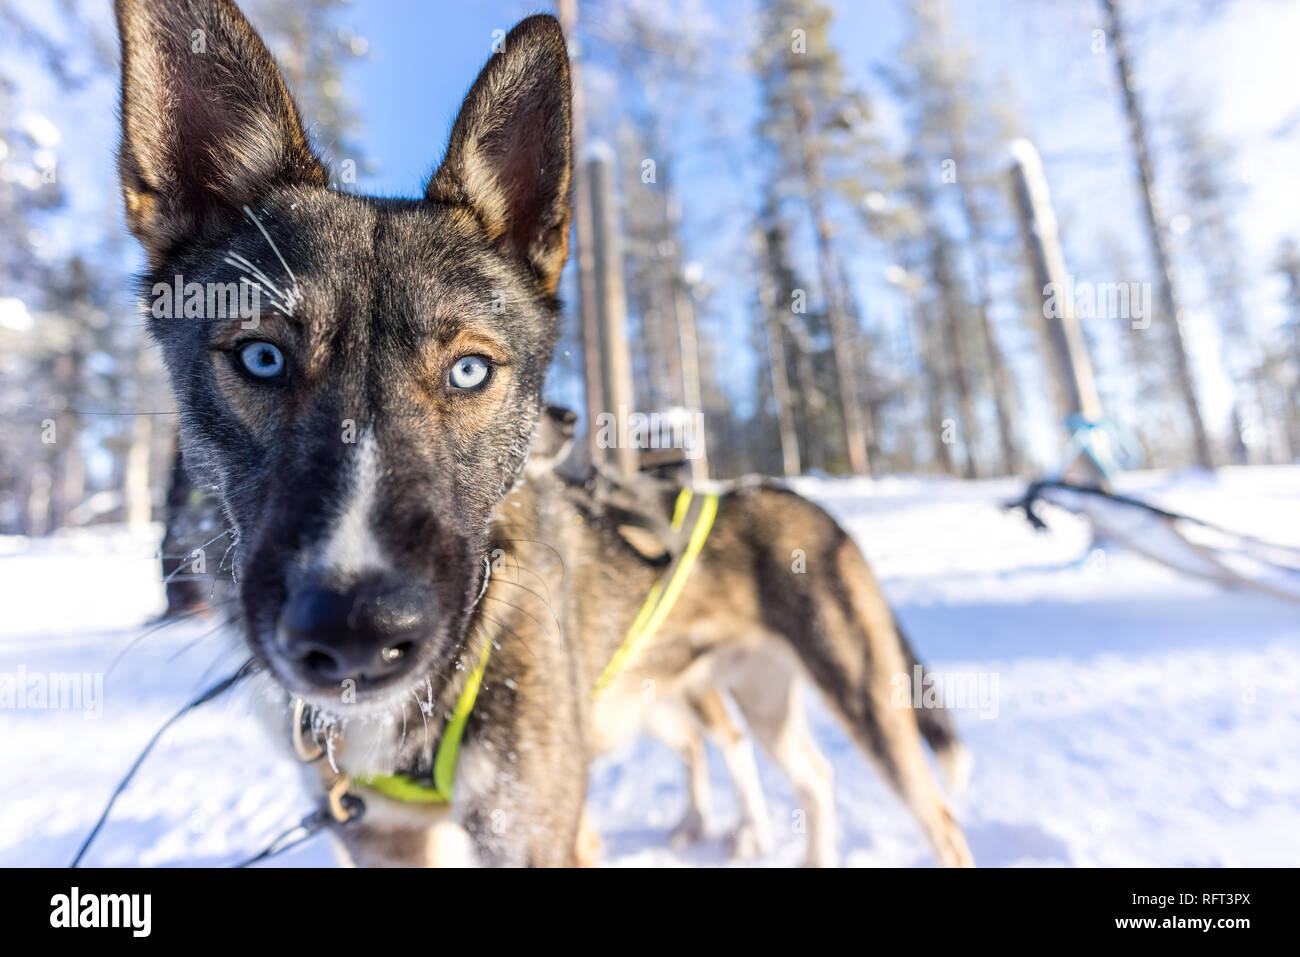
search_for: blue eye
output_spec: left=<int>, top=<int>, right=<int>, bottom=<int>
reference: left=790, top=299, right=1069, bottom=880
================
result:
left=237, top=340, right=286, bottom=379
left=449, top=355, right=491, bottom=390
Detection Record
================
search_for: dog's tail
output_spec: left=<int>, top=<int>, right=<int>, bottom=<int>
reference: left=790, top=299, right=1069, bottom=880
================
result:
left=895, top=622, right=972, bottom=793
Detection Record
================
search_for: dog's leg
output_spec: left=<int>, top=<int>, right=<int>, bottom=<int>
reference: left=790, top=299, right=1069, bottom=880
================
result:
left=729, top=656, right=838, bottom=868
left=691, top=689, right=772, bottom=860
left=573, top=804, right=602, bottom=867
left=647, top=702, right=712, bottom=847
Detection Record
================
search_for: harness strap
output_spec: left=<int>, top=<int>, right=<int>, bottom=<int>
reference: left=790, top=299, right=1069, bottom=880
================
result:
left=355, top=637, right=492, bottom=804
left=593, top=488, right=719, bottom=696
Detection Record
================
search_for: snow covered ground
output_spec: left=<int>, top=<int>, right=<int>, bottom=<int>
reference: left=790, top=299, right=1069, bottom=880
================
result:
left=3, top=467, right=1298, bottom=867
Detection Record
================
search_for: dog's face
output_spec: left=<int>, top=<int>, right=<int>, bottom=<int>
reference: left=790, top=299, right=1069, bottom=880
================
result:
left=115, top=0, right=571, bottom=709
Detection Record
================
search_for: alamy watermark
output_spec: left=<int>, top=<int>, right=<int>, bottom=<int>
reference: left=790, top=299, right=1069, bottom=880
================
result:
left=891, top=664, right=999, bottom=719
left=0, top=666, right=103, bottom=718
left=594, top=405, right=707, bottom=460
left=150, top=275, right=261, bottom=328
left=50, top=887, right=150, bottom=937
left=1043, top=275, right=1152, bottom=330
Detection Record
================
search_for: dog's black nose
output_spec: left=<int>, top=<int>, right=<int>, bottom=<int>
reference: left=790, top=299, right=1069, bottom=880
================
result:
left=276, top=576, right=436, bottom=687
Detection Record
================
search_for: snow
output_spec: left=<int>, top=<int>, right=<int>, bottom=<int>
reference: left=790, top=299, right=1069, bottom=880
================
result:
left=3, top=467, right=1298, bottom=867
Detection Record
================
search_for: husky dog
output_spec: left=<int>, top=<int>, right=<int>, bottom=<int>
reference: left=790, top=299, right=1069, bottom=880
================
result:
left=116, top=0, right=973, bottom=867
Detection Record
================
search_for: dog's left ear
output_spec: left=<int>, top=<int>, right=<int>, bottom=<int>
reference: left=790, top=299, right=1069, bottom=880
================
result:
left=426, top=15, right=573, bottom=296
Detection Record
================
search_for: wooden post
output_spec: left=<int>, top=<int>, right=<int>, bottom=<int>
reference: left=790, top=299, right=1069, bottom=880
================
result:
left=124, top=411, right=154, bottom=527
left=557, top=0, right=607, bottom=469
left=1009, top=139, right=1108, bottom=483
left=672, top=274, right=710, bottom=482
left=587, top=149, right=638, bottom=478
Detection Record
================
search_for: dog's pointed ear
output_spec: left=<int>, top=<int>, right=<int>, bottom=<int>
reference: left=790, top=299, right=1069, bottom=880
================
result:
left=425, top=15, right=573, bottom=296
left=115, top=0, right=327, bottom=263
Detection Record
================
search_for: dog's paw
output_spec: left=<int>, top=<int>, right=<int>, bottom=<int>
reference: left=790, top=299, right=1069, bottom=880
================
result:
left=802, top=841, right=840, bottom=868
left=727, top=821, right=772, bottom=860
left=668, top=810, right=707, bottom=848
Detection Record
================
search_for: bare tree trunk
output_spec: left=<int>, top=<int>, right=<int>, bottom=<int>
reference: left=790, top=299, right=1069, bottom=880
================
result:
left=24, top=463, right=52, bottom=536
left=672, top=277, right=710, bottom=482
left=928, top=227, right=980, bottom=479
left=663, top=192, right=709, bottom=481
left=914, top=302, right=956, bottom=476
left=48, top=351, right=85, bottom=529
left=793, top=93, right=870, bottom=475
left=1102, top=0, right=1214, bottom=468
left=50, top=416, right=83, bottom=529
left=754, top=226, right=801, bottom=476
left=657, top=216, right=686, bottom=410
left=787, top=316, right=823, bottom=472
left=906, top=148, right=977, bottom=477
left=950, top=140, right=1021, bottom=475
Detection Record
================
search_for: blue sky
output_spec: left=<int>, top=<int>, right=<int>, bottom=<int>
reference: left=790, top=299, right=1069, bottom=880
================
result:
left=335, top=0, right=545, bottom=198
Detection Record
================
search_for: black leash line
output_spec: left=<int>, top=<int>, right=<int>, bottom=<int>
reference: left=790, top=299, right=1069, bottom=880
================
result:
left=231, top=807, right=332, bottom=868
left=70, top=660, right=254, bottom=868
left=232, top=792, right=365, bottom=868
left=71, top=656, right=363, bottom=868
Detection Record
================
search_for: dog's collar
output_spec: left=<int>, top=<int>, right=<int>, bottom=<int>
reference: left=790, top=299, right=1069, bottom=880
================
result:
left=358, top=637, right=492, bottom=803
left=293, top=638, right=492, bottom=806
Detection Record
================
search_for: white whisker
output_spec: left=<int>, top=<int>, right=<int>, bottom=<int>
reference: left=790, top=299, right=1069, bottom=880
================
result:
left=242, top=205, right=303, bottom=312
left=224, top=253, right=289, bottom=305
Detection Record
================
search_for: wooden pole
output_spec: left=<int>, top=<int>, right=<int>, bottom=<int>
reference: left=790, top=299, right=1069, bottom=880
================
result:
left=587, top=150, right=638, bottom=478
left=664, top=193, right=710, bottom=482
left=1009, top=138, right=1108, bottom=483
left=556, top=0, right=607, bottom=469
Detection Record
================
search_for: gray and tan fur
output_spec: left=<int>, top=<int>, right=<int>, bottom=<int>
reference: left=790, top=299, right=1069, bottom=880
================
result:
left=116, top=0, right=972, bottom=867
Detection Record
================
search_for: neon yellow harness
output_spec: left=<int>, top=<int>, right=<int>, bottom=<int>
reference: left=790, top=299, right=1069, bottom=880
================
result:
left=592, top=488, right=719, bottom=694
left=356, top=487, right=720, bottom=805
left=355, top=636, right=491, bottom=803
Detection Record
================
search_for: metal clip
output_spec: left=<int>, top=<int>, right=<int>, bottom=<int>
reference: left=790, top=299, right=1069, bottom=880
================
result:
left=291, top=697, right=325, bottom=763
left=327, top=774, right=363, bottom=824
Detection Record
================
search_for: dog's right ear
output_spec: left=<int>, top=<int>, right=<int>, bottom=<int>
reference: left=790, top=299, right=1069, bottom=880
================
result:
left=115, top=0, right=326, bottom=264
left=426, top=15, right=573, bottom=297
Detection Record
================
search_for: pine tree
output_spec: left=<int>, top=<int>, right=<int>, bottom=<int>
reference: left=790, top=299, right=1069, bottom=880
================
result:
left=1168, top=103, right=1263, bottom=463
left=249, top=0, right=370, bottom=177
left=1101, top=0, right=1214, bottom=467
left=754, top=0, right=878, bottom=475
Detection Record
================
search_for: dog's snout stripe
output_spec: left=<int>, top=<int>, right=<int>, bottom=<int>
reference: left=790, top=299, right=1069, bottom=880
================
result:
left=317, top=431, right=386, bottom=579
